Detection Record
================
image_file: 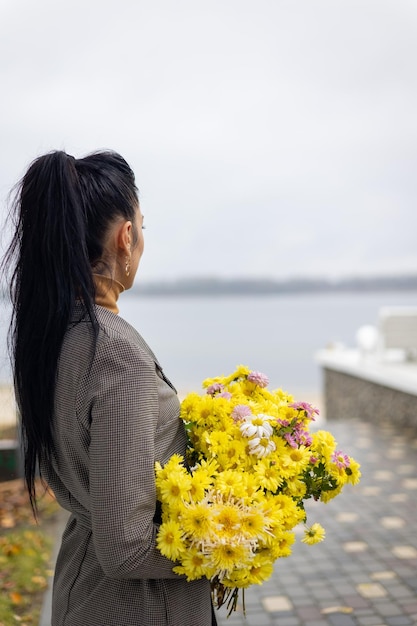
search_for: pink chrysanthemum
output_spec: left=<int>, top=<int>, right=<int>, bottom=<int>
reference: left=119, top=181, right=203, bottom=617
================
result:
left=277, top=418, right=290, bottom=427
left=294, top=427, right=312, bottom=447
left=206, top=383, right=224, bottom=395
left=284, top=432, right=297, bottom=448
left=247, top=371, right=269, bottom=388
left=331, top=450, right=351, bottom=469
left=231, top=404, right=252, bottom=422
left=288, top=401, right=319, bottom=421
left=219, top=391, right=232, bottom=400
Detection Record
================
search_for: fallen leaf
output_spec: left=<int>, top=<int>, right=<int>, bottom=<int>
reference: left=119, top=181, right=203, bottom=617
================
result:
left=3, top=542, right=22, bottom=556
left=9, top=591, right=23, bottom=604
left=322, top=606, right=353, bottom=614
left=1, top=514, right=16, bottom=529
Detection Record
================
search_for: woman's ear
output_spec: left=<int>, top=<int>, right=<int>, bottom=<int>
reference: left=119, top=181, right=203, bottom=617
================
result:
left=116, top=220, right=133, bottom=255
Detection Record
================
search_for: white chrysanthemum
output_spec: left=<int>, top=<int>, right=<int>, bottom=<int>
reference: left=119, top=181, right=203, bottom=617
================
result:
left=248, top=437, right=276, bottom=458
left=240, top=414, right=273, bottom=439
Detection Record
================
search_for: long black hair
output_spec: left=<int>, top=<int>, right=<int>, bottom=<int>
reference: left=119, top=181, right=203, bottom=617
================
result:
left=2, top=150, right=138, bottom=513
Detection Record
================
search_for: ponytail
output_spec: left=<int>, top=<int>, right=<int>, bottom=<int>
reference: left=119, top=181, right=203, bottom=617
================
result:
left=2, top=149, right=138, bottom=514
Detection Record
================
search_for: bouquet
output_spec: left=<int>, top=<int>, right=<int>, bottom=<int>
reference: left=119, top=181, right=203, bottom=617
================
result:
left=155, top=366, right=360, bottom=615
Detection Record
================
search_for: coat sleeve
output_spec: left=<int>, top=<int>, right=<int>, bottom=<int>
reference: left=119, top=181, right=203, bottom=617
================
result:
left=87, top=332, right=182, bottom=580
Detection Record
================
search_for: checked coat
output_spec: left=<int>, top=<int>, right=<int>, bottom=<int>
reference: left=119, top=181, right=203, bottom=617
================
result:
left=41, top=304, right=213, bottom=626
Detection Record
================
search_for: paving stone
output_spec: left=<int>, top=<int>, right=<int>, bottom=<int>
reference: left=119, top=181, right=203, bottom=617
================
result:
left=380, top=516, right=406, bottom=529
left=388, top=493, right=409, bottom=503
left=296, top=606, right=323, bottom=620
left=284, top=585, right=313, bottom=598
left=343, top=541, right=369, bottom=553
left=402, top=478, right=417, bottom=489
left=361, top=486, right=382, bottom=496
left=396, top=464, right=414, bottom=475
left=357, top=618, right=387, bottom=626
left=385, top=618, right=413, bottom=626
left=270, top=617, right=301, bottom=626
left=356, top=583, right=388, bottom=598
left=332, top=584, right=357, bottom=595
left=382, top=585, right=416, bottom=599
left=370, top=571, right=397, bottom=581
left=391, top=545, right=417, bottom=559
left=336, top=512, right=359, bottom=523
left=328, top=613, right=357, bottom=626
left=245, top=613, right=273, bottom=626
left=375, top=602, right=404, bottom=617
left=387, top=448, right=404, bottom=459
left=288, top=595, right=319, bottom=608
left=310, top=587, right=339, bottom=600
left=340, top=594, right=370, bottom=609
left=353, top=608, right=377, bottom=617
left=261, top=596, right=293, bottom=613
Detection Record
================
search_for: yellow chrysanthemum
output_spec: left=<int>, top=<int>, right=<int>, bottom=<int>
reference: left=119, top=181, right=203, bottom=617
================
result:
left=157, top=521, right=185, bottom=560
left=282, top=476, right=307, bottom=500
left=202, top=375, right=223, bottom=389
left=328, top=463, right=348, bottom=486
left=162, top=501, right=185, bottom=523
left=189, top=470, right=214, bottom=501
left=278, top=446, right=311, bottom=481
left=311, top=430, right=336, bottom=461
left=221, top=567, right=251, bottom=589
left=216, top=438, right=248, bottom=471
left=346, top=458, right=361, bottom=485
left=193, top=395, right=217, bottom=426
left=240, top=509, right=269, bottom=539
left=302, top=523, right=326, bottom=545
left=180, top=393, right=204, bottom=422
left=213, top=502, right=242, bottom=537
left=173, top=546, right=207, bottom=581
left=245, top=554, right=274, bottom=585
left=182, top=502, right=213, bottom=540
left=207, top=430, right=230, bottom=456
left=259, top=495, right=290, bottom=526
left=155, top=454, right=184, bottom=482
left=287, top=504, right=306, bottom=528
left=159, top=470, right=192, bottom=507
left=320, top=484, right=342, bottom=503
left=214, top=469, right=247, bottom=499
left=241, top=473, right=264, bottom=502
left=264, top=528, right=296, bottom=558
left=210, top=541, right=250, bottom=573
left=224, top=365, right=250, bottom=384
left=253, top=459, right=282, bottom=493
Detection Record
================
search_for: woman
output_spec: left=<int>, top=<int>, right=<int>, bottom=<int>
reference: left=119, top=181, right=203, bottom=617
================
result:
left=3, top=151, right=215, bottom=625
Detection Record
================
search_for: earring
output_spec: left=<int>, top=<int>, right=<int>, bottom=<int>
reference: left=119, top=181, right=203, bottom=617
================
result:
left=125, top=256, right=131, bottom=277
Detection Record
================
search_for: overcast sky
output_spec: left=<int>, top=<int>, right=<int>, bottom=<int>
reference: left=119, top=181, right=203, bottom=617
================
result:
left=1, top=0, right=416, bottom=281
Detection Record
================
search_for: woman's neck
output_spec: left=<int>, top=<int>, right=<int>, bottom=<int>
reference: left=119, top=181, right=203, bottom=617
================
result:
left=92, top=273, right=125, bottom=314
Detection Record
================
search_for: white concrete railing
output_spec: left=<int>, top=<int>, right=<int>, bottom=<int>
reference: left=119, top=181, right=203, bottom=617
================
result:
left=316, top=347, right=417, bottom=397
left=378, top=306, right=417, bottom=357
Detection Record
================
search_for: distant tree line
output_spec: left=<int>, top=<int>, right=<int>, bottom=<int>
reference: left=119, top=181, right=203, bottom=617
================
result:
left=131, top=274, right=417, bottom=297
left=1, top=274, right=416, bottom=301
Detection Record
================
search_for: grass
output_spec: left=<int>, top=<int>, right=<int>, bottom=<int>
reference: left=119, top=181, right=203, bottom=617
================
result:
left=0, top=425, right=60, bottom=626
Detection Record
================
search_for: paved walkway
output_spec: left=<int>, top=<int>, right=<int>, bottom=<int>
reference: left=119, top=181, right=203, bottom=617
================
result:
left=215, top=418, right=417, bottom=626
left=40, top=417, right=417, bottom=625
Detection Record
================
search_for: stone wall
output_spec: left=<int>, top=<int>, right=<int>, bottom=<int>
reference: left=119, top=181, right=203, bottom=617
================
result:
left=323, top=367, right=417, bottom=430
